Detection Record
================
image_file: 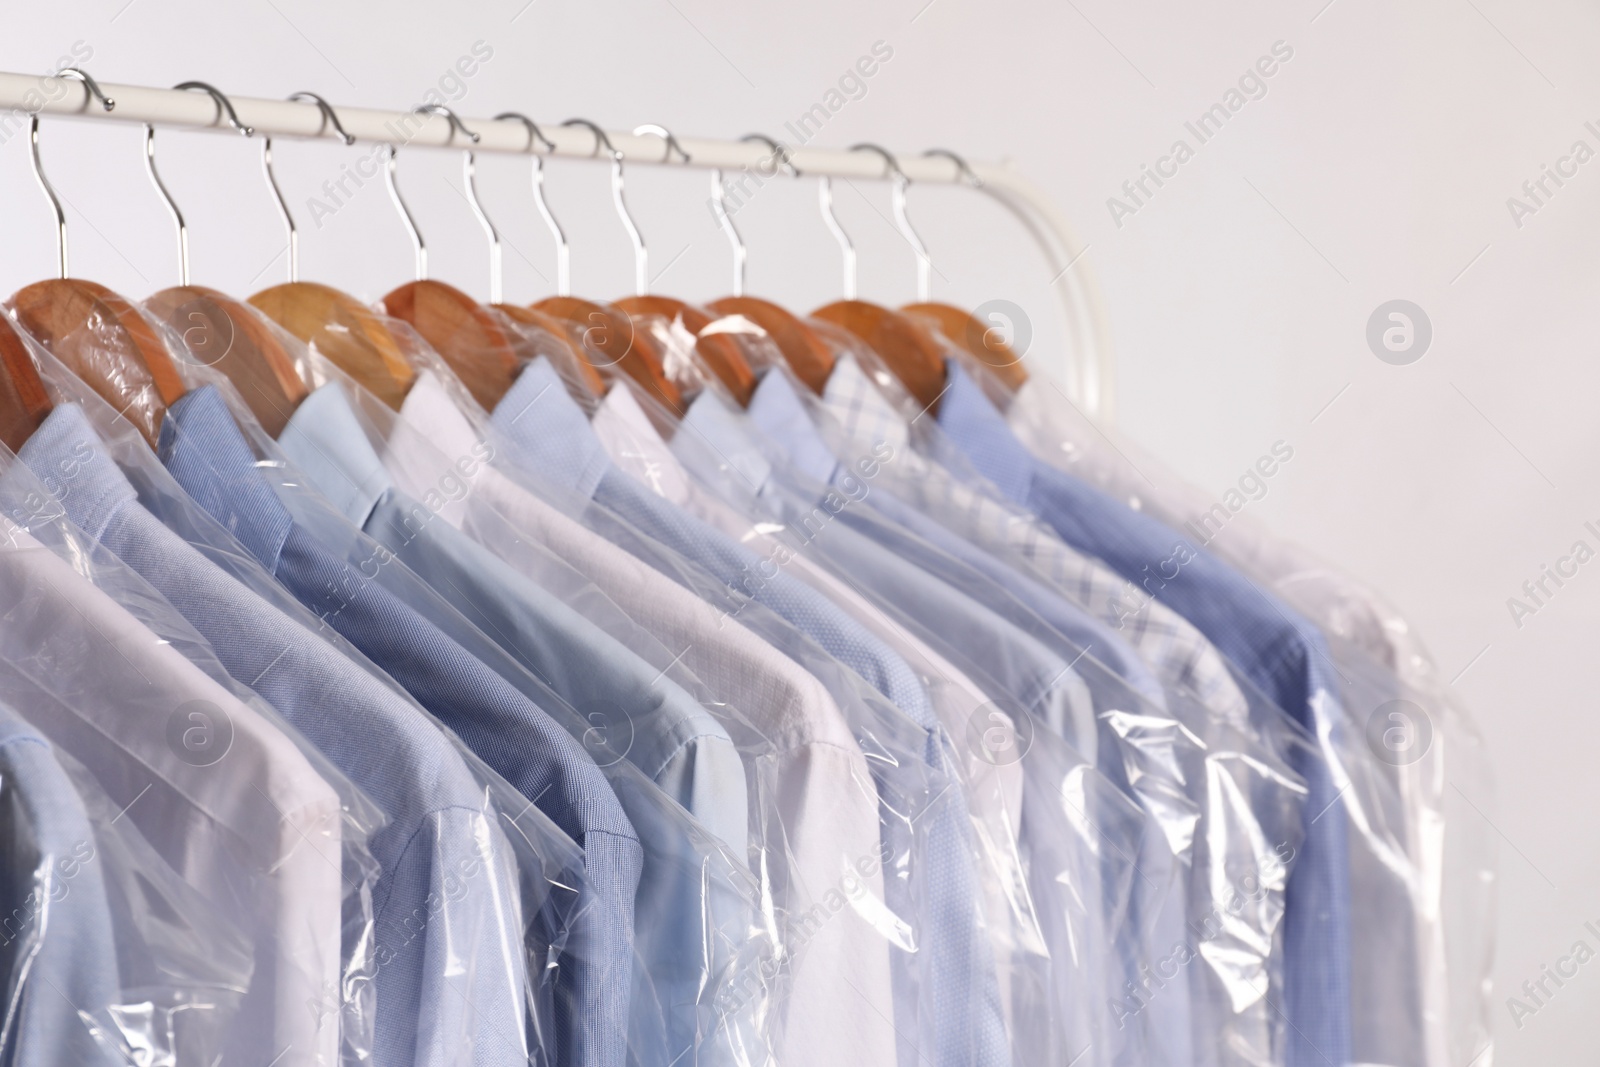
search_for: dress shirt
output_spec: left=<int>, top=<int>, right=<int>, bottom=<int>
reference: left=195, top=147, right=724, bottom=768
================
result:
left=820, top=354, right=1252, bottom=725
left=740, top=366, right=1209, bottom=1067
left=934, top=359, right=1350, bottom=1067
left=0, top=521, right=344, bottom=1067
left=0, top=701, right=122, bottom=1066
left=1006, top=375, right=1450, bottom=1067
left=275, top=380, right=763, bottom=1067
left=19, top=402, right=541, bottom=1067
left=489, top=361, right=982, bottom=1067
left=157, top=385, right=640, bottom=1067
left=663, top=385, right=1095, bottom=759
left=389, top=369, right=895, bottom=1067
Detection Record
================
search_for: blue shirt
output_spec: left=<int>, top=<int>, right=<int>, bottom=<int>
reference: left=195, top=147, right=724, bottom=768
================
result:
left=935, top=360, right=1351, bottom=1067
left=488, top=361, right=1005, bottom=1067
left=276, top=381, right=763, bottom=1067
left=158, top=385, right=641, bottom=1067
left=19, top=402, right=544, bottom=1067
left=0, top=702, right=122, bottom=1067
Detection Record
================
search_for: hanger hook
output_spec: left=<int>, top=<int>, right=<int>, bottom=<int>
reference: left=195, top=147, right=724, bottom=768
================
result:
left=384, top=144, right=426, bottom=282
left=145, top=81, right=252, bottom=287
left=628, top=123, right=694, bottom=297
left=497, top=111, right=569, bottom=297
left=412, top=104, right=500, bottom=302
left=923, top=147, right=981, bottom=188
left=261, top=92, right=354, bottom=285
left=290, top=91, right=355, bottom=144
left=632, top=123, right=692, bottom=165
left=173, top=80, right=253, bottom=136
left=818, top=176, right=855, bottom=301
left=742, top=133, right=798, bottom=178
left=26, top=66, right=110, bottom=280
left=564, top=118, right=650, bottom=296
left=850, top=143, right=930, bottom=302
left=57, top=67, right=115, bottom=112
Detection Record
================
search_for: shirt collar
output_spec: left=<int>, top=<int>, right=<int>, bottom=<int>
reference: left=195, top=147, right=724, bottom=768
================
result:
left=934, top=358, right=1036, bottom=506
left=157, top=385, right=294, bottom=573
left=745, top=369, right=839, bottom=484
left=677, top=387, right=771, bottom=493
left=397, top=368, right=490, bottom=466
left=488, top=357, right=612, bottom=501
left=590, top=381, right=692, bottom=505
left=16, top=404, right=138, bottom=541
left=278, top=382, right=393, bottom=528
left=820, top=354, right=912, bottom=455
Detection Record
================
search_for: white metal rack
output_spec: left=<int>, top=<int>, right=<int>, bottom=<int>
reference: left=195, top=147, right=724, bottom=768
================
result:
left=0, top=71, right=1116, bottom=417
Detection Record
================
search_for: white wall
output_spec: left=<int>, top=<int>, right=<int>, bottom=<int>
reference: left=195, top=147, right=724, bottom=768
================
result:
left=2, top=1, right=1594, bottom=1061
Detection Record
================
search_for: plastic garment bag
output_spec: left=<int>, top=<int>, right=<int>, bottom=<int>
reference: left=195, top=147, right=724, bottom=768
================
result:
left=856, top=340, right=1445, bottom=1067
left=0, top=445, right=378, bottom=1067
left=362, top=330, right=967, bottom=1067
left=0, top=685, right=257, bottom=1067
left=1004, top=368, right=1494, bottom=1067
left=152, top=307, right=774, bottom=1067
left=10, top=331, right=590, bottom=1067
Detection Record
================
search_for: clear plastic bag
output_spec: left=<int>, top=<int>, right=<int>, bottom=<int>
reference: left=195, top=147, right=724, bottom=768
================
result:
left=152, top=309, right=776, bottom=1067
left=0, top=446, right=379, bottom=1067
left=367, top=337, right=986, bottom=1067
left=1003, top=352, right=1494, bottom=1067
left=7, top=325, right=597, bottom=1067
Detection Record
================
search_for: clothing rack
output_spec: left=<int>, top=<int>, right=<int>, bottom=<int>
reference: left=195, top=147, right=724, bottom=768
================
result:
left=0, top=71, right=1115, bottom=418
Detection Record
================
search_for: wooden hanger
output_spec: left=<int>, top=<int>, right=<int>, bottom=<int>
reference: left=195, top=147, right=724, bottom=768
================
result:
left=0, top=314, right=53, bottom=452
left=133, top=84, right=309, bottom=437
left=902, top=302, right=1028, bottom=392
left=811, top=300, right=948, bottom=412
left=534, top=295, right=681, bottom=413
left=807, top=147, right=950, bottom=413
left=6, top=74, right=185, bottom=448
left=243, top=95, right=416, bottom=410
left=144, top=286, right=309, bottom=437
left=613, top=124, right=756, bottom=405
left=704, top=135, right=834, bottom=395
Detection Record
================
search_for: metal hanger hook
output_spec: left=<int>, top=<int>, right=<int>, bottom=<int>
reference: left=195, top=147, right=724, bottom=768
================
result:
left=633, top=123, right=691, bottom=165
left=144, top=82, right=251, bottom=286
left=290, top=92, right=355, bottom=145
left=174, top=80, right=253, bottom=136
left=849, top=142, right=931, bottom=302
left=818, top=176, right=856, bottom=300
left=923, top=147, right=981, bottom=188
left=264, top=92, right=356, bottom=284
left=30, top=71, right=114, bottom=279
left=497, top=111, right=569, bottom=297
left=411, top=105, right=501, bottom=302
left=712, top=134, right=800, bottom=297
left=55, top=67, right=114, bottom=112
left=563, top=118, right=649, bottom=296
left=384, top=145, right=426, bottom=281
left=742, top=133, right=798, bottom=178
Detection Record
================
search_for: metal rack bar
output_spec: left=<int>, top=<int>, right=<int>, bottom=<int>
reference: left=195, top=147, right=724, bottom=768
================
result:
left=0, top=71, right=1116, bottom=417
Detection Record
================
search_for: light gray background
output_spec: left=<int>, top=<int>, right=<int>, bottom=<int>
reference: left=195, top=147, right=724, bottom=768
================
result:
left=2, top=1, right=1591, bottom=1062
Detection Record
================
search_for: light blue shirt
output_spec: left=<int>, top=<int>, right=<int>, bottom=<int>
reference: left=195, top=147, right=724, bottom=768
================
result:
left=0, top=701, right=122, bottom=1067
left=934, top=360, right=1350, bottom=1067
